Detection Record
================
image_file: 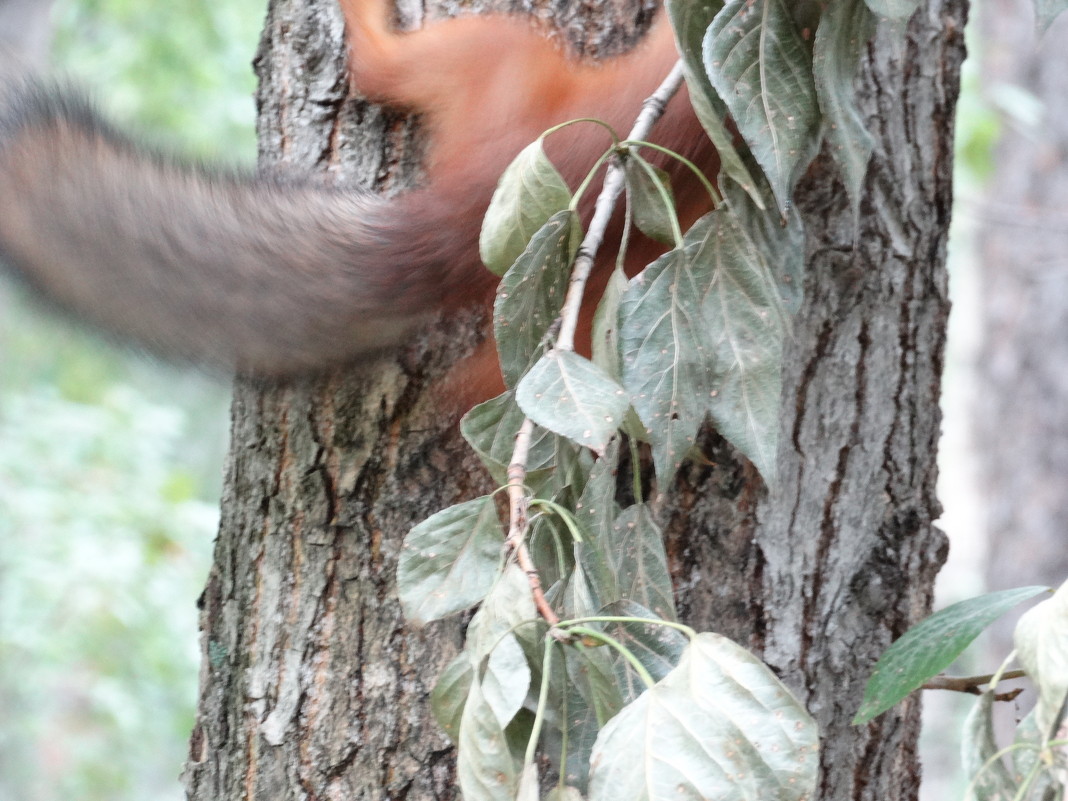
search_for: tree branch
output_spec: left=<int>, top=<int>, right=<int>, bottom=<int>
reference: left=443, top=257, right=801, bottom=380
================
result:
left=922, top=669, right=1028, bottom=700
left=504, top=59, right=687, bottom=625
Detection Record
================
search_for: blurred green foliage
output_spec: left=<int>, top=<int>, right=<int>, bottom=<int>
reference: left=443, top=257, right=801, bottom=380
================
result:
left=0, top=0, right=264, bottom=799
left=51, top=0, right=265, bottom=161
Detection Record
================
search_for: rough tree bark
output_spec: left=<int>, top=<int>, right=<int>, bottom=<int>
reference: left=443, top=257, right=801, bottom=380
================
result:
left=977, top=0, right=1068, bottom=624
left=181, top=0, right=964, bottom=799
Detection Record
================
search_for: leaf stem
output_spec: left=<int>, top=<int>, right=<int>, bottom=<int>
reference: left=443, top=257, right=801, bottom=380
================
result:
left=566, top=626, right=656, bottom=689
left=559, top=614, right=697, bottom=641
left=621, top=139, right=721, bottom=205
left=525, top=637, right=558, bottom=766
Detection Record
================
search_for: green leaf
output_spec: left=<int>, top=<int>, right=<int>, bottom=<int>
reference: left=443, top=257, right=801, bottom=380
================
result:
left=570, top=442, right=622, bottom=611
left=854, top=585, right=1049, bottom=724
left=1035, top=0, right=1068, bottom=32
left=397, top=496, right=503, bottom=624
left=480, top=140, right=573, bottom=275
left=431, top=654, right=474, bottom=742
left=460, top=391, right=558, bottom=486
left=483, top=633, right=532, bottom=729
left=1014, top=580, right=1068, bottom=738
left=591, top=266, right=628, bottom=382
left=665, top=0, right=764, bottom=205
left=457, top=680, right=521, bottom=801
left=813, top=0, right=878, bottom=215
left=494, top=210, right=578, bottom=387
left=618, top=240, right=713, bottom=485
left=597, top=600, right=688, bottom=701
left=620, top=193, right=799, bottom=484
left=862, top=0, right=921, bottom=21
left=516, top=351, right=629, bottom=455
left=587, top=633, right=819, bottom=801
left=704, top=0, right=821, bottom=209
left=607, top=505, right=676, bottom=622
left=566, top=645, right=627, bottom=732
left=1008, top=710, right=1062, bottom=798
left=552, top=438, right=596, bottom=498
left=543, top=676, right=601, bottom=790
left=466, top=564, right=540, bottom=661
left=719, top=182, right=805, bottom=315
left=961, top=692, right=1016, bottom=801
left=624, top=155, right=677, bottom=245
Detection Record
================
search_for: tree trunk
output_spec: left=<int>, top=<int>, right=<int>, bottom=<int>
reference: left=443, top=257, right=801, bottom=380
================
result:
left=977, top=0, right=1068, bottom=624
left=181, top=1, right=964, bottom=799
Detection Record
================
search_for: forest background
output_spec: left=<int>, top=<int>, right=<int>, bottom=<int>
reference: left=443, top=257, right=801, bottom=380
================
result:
left=0, top=0, right=1058, bottom=799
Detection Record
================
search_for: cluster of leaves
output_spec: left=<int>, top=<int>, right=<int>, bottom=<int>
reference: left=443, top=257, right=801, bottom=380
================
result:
left=390, top=0, right=939, bottom=798
left=857, top=581, right=1068, bottom=800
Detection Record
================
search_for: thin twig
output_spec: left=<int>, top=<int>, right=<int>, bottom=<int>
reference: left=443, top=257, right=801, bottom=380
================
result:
left=503, top=59, right=687, bottom=625
left=555, top=60, right=686, bottom=352
left=923, top=669, right=1028, bottom=700
left=504, top=419, right=559, bottom=625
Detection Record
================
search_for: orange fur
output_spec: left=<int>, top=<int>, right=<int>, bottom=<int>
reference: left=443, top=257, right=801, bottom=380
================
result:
left=0, top=0, right=715, bottom=398
left=338, top=0, right=716, bottom=404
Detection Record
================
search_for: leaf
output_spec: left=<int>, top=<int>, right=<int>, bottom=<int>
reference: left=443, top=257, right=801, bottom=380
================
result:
left=704, top=189, right=804, bottom=482
left=528, top=509, right=575, bottom=590
left=460, top=391, right=558, bottom=486
left=587, top=633, right=819, bottom=801
left=570, top=442, right=622, bottom=611
left=480, top=140, right=573, bottom=275
left=620, top=193, right=799, bottom=485
left=665, top=0, right=764, bottom=205
left=719, top=182, right=805, bottom=315
left=1014, top=580, right=1068, bottom=738
left=566, top=645, right=626, bottom=728
left=516, top=351, right=629, bottom=455
left=552, top=437, right=595, bottom=498
left=431, top=654, right=475, bottom=742
left=397, top=496, right=503, bottom=624
left=854, top=585, right=1049, bottom=724
left=483, top=633, right=532, bottom=730
left=597, top=600, right=688, bottom=701
left=1009, top=711, right=1063, bottom=797
left=606, top=505, right=676, bottom=622
left=516, top=763, right=540, bottom=801
left=457, top=680, right=521, bottom=801
left=494, top=210, right=578, bottom=387
left=546, top=787, right=585, bottom=801
left=1035, top=0, right=1068, bottom=32
left=862, top=0, right=921, bottom=21
left=466, top=564, right=541, bottom=661
left=591, top=266, right=629, bottom=383
left=813, top=0, right=878, bottom=215
left=624, top=155, right=677, bottom=245
left=704, top=0, right=821, bottom=209
left=542, top=676, right=602, bottom=791
left=618, top=240, right=713, bottom=485
left=961, top=692, right=1016, bottom=801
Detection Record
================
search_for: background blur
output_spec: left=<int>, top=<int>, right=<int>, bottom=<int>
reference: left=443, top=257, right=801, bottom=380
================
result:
left=0, top=1, right=1062, bottom=799
left=0, top=1, right=260, bottom=798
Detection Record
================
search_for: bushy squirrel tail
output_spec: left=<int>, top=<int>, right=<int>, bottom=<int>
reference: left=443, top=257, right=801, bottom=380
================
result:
left=0, top=82, right=490, bottom=374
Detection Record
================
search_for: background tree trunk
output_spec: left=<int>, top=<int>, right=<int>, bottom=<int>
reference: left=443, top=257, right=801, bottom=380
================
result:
left=181, top=0, right=964, bottom=799
left=977, top=0, right=1068, bottom=626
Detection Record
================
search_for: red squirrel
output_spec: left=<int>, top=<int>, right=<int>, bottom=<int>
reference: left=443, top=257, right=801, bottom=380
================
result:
left=0, top=0, right=715, bottom=392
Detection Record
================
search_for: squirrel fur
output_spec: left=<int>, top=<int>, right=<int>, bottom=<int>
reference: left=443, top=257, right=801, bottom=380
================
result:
left=0, top=0, right=714, bottom=384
